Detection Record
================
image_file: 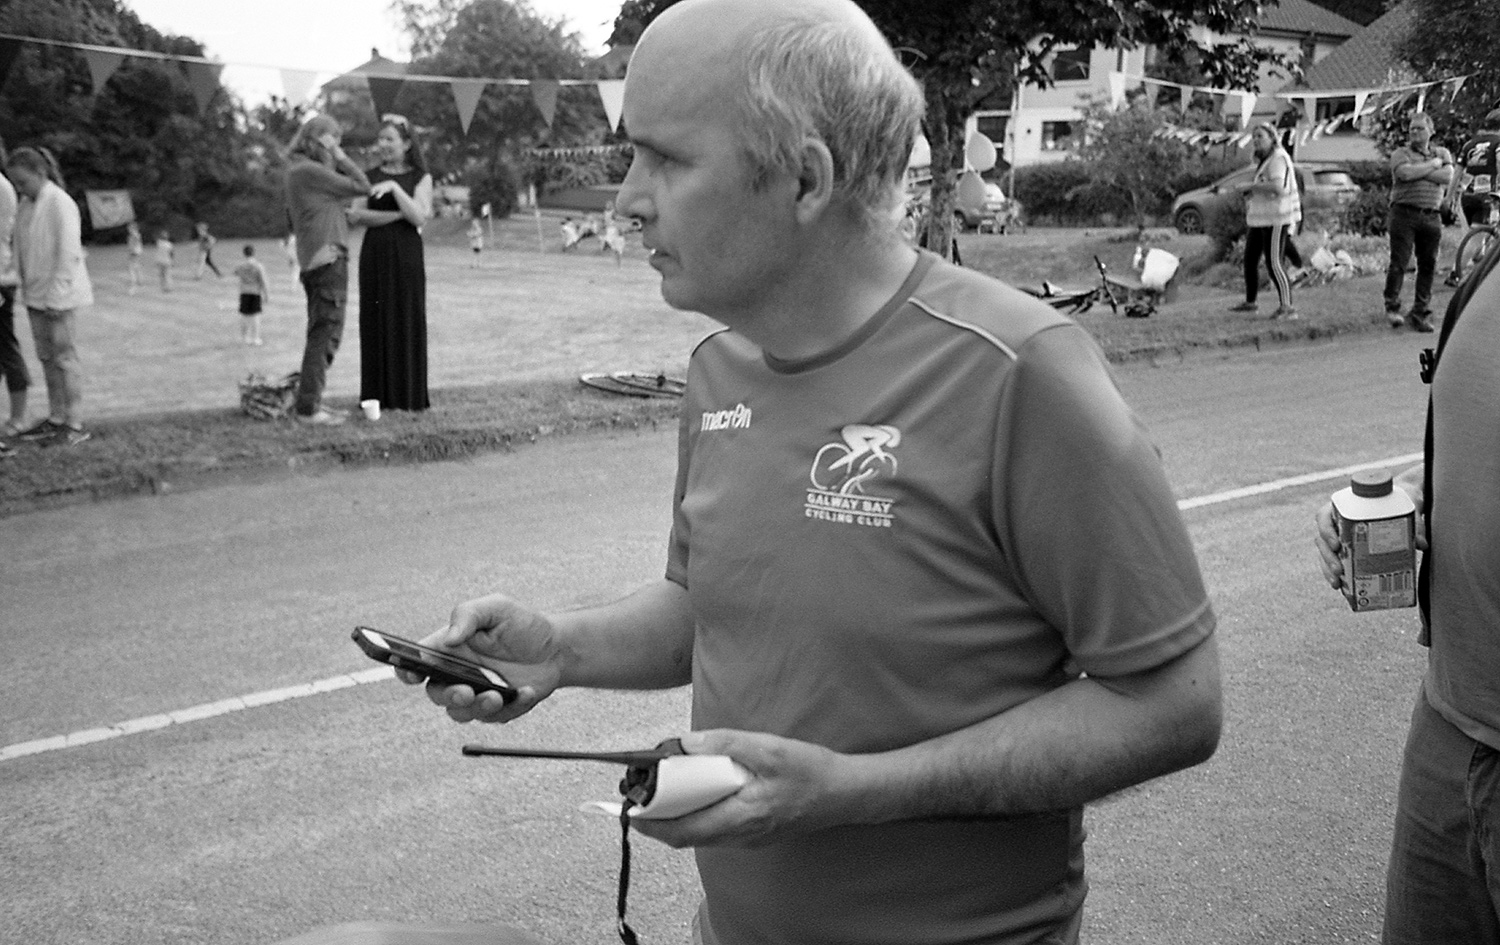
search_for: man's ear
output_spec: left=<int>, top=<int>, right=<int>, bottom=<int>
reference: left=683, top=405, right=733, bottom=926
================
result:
left=793, top=139, right=836, bottom=225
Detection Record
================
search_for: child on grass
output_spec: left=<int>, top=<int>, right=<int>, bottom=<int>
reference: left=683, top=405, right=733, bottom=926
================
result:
left=467, top=218, right=483, bottom=267
left=154, top=229, right=173, bottom=292
left=125, top=221, right=143, bottom=294
left=233, top=244, right=269, bottom=345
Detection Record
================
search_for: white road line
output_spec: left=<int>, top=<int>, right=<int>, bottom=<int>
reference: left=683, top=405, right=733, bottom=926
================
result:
left=0, top=666, right=394, bottom=762
left=1176, top=452, right=1422, bottom=510
left=2, top=451, right=1426, bottom=764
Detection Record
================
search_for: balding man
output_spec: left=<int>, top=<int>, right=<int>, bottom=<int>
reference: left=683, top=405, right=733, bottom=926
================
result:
left=405, top=2, right=1220, bottom=941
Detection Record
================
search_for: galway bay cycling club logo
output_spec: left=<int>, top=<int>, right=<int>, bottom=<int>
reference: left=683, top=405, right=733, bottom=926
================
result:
left=806, top=424, right=901, bottom=528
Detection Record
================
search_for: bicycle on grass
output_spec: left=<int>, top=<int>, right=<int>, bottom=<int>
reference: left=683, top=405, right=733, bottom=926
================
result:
left=1445, top=192, right=1500, bottom=287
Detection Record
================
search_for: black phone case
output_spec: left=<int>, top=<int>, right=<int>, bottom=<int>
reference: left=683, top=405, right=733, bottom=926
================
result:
left=352, top=627, right=517, bottom=702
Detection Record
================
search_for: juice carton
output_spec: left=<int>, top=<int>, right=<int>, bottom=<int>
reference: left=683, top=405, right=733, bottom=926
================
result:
left=1331, top=470, right=1416, bottom=612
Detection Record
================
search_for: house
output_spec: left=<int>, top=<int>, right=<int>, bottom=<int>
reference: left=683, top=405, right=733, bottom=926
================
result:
left=1266, top=2, right=1419, bottom=161
left=978, top=0, right=1364, bottom=166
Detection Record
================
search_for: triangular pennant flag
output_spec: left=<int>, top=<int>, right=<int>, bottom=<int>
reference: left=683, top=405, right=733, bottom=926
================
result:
left=1446, top=76, right=1467, bottom=102
left=1142, top=82, right=1159, bottom=107
left=84, top=49, right=125, bottom=95
left=0, top=38, right=22, bottom=93
left=1353, top=92, right=1370, bottom=117
left=1239, top=92, right=1257, bottom=128
left=1299, top=97, right=1315, bottom=123
left=597, top=79, right=625, bottom=132
left=367, top=76, right=404, bottom=120
left=179, top=60, right=224, bottom=114
left=1416, top=86, right=1428, bottom=112
left=450, top=79, right=487, bottom=135
left=1107, top=71, right=1125, bottom=108
left=280, top=69, right=318, bottom=108
left=530, top=79, right=559, bottom=127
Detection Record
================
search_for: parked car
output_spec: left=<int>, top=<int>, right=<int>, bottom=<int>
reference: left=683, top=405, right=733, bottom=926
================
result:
left=1171, top=162, right=1361, bottom=234
left=955, top=182, right=1010, bottom=230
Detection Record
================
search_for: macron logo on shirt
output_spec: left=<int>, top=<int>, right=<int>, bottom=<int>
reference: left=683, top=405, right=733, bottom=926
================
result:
left=701, top=403, right=752, bottom=432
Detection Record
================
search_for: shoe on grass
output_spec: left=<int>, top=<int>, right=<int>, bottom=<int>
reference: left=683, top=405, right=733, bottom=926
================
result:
left=1386, top=311, right=1405, bottom=329
left=294, top=409, right=346, bottom=426
left=1273, top=307, right=1300, bottom=320
left=1229, top=301, right=1258, bottom=312
left=42, top=423, right=91, bottom=447
left=1406, top=312, right=1435, bottom=333
left=16, top=418, right=64, bottom=441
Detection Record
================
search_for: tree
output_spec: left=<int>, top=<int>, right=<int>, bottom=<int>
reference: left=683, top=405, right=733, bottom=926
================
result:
left=1072, top=97, right=1199, bottom=233
left=1392, top=0, right=1499, bottom=141
left=611, top=0, right=1287, bottom=257
left=0, top=0, right=287, bottom=238
left=391, top=0, right=608, bottom=215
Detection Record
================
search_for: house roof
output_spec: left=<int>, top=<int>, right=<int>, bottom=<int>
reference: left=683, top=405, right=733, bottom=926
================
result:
left=1278, top=1, right=1414, bottom=92
left=1255, top=0, right=1362, bottom=40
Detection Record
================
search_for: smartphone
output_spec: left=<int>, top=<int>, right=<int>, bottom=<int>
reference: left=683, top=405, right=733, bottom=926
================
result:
left=352, top=626, right=518, bottom=702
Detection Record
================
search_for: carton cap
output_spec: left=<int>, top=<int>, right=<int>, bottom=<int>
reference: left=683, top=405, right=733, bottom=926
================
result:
left=1351, top=470, right=1394, bottom=498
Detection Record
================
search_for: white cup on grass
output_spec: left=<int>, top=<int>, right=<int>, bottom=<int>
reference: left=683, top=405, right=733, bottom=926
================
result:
left=360, top=399, right=380, bottom=421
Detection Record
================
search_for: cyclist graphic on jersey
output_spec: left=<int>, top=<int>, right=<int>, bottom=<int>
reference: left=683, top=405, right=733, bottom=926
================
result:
left=811, top=424, right=901, bottom=495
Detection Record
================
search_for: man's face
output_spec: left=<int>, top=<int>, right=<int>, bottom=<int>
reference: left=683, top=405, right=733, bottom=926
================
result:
left=615, top=55, right=799, bottom=322
left=1408, top=120, right=1431, bottom=150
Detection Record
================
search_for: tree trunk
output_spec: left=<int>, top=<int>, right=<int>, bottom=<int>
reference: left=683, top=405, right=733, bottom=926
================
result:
left=920, top=82, right=968, bottom=262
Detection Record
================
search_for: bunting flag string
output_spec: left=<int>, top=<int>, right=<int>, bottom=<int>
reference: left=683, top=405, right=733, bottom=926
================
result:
left=0, top=30, right=633, bottom=132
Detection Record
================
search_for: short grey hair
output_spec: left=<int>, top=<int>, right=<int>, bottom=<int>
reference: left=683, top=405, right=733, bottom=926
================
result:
left=733, top=16, right=924, bottom=230
left=1408, top=111, right=1434, bottom=130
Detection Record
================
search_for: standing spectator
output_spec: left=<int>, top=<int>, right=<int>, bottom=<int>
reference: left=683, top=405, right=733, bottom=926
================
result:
left=0, top=136, right=31, bottom=454
left=1314, top=213, right=1500, bottom=945
left=193, top=221, right=220, bottom=279
left=1231, top=123, right=1300, bottom=319
left=348, top=114, right=431, bottom=413
left=284, top=114, right=370, bottom=425
left=467, top=217, right=483, bottom=267
left=124, top=221, right=143, bottom=294
left=153, top=229, right=174, bottom=292
left=1385, top=112, right=1453, bottom=333
left=233, top=244, right=269, bottom=346
left=7, top=147, right=92, bottom=447
left=399, top=1, right=1221, bottom=941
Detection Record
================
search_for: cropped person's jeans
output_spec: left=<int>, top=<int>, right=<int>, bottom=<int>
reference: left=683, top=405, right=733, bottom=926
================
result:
left=294, top=253, right=348, bottom=416
left=1383, top=687, right=1500, bottom=944
left=27, top=306, right=81, bottom=423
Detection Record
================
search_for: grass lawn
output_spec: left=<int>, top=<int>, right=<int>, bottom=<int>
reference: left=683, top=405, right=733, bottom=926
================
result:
left=0, top=212, right=1464, bottom=515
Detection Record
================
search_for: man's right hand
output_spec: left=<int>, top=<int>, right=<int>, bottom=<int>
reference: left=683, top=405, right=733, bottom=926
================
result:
left=397, top=594, right=567, bottom=724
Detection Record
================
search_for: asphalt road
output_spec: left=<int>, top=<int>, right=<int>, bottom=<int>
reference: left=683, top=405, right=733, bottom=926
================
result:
left=2, top=330, right=1436, bottom=944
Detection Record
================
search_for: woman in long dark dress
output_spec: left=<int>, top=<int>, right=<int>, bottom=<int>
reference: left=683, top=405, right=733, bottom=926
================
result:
left=350, top=115, right=432, bottom=412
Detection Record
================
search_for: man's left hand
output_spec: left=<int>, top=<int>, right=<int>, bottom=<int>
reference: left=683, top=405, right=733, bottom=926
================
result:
left=627, top=729, right=858, bottom=849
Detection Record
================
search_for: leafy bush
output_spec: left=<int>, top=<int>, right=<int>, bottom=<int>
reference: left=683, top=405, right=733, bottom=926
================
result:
left=1345, top=160, right=1391, bottom=193
left=468, top=159, right=520, bottom=219
left=1342, top=188, right=1389, bottom=237
left=1012, top=162, right=1132, bottom=226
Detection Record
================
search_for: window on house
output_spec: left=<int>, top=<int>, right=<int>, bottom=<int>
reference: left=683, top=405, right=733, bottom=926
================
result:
left=1315, top=96, right=1359, bottom=134
left=1050, top=47, right=1091, bottom=83
left=1041, top=121, right=1076, bottom=151
left=975, top=115, right=1009, bottom=148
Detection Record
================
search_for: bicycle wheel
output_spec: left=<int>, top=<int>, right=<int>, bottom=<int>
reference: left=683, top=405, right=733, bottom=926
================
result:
left=579, top=371, right=686, bottom=398
left=1449, top=226, right=1498, bottom=285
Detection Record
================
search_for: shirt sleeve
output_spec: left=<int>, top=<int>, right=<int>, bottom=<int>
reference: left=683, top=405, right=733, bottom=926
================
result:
left=992, top=323, right=1215, bottom=677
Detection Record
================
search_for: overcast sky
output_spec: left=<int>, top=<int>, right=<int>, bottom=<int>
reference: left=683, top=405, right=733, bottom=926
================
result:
left=121, top=0, right=622, bottom=105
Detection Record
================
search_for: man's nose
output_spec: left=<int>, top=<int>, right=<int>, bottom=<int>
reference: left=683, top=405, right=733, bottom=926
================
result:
left=616, top=157, right=652, bottom=226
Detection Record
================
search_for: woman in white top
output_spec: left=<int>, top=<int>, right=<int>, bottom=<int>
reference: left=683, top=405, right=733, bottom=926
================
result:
left=1232, top=123, right=1301, bottom=320
left=7, top=146, right=93, bottom=445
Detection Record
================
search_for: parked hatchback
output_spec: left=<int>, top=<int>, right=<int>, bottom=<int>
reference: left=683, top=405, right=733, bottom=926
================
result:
left=1171, top=162, right=1361, bottom=234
